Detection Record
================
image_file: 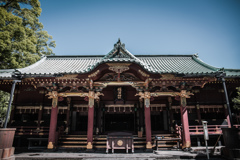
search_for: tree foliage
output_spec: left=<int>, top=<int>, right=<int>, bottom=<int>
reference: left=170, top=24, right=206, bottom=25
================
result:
left=0, top=90, right=9, bottom=126
left=232, top=87, right=240, bottom=110
left=0, top=0, right=56, bottom=124
left=0, top=0, right=56, bottom=69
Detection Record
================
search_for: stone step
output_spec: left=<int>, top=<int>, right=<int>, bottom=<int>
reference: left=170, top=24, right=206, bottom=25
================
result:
left=60, top=141, right=87, bottom=144
left=58, top=145, right=87, bottom=148
left=60, top=137, right=87, bottom=140
left=58, top=134, right=180, bottom=149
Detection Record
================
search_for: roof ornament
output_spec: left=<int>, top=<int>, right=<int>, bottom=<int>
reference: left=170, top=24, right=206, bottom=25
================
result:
left=41, top=55, right=46, bottom=59
left=219, top=67, right=225, bottom=71
left=194, top=53, right=199, bottom=58
left=114, top=38, right=125, bottom=49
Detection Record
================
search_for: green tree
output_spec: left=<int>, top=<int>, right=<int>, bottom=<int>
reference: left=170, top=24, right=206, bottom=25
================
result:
left=233, top=87, right=240, bottom=110
left=0, top=90, right=9, bottom=126
left=0, top=0, right=56, bottom=69
left=0, top=0, right=56, bottom=124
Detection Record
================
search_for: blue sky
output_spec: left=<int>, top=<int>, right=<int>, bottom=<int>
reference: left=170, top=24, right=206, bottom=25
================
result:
left=39, top=0, right=240, bottom=69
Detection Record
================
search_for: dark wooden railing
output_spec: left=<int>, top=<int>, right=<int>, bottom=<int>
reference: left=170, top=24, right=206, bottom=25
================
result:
left=10, top=126, right=49, bottom=136
left=189, top=125, right=240, bottom=135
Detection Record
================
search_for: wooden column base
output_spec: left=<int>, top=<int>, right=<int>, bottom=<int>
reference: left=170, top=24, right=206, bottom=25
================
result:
left=86, top=142, right=93, bottom=149
left=186, top=141, right=191, bottom=148
left=146, top=142, right=152, bottom=149
left=47, top=142, right=54, bottom=149
left=182, top=141, right=191, bottom=149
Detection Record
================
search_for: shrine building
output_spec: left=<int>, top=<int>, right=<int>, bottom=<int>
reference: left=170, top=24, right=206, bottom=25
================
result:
left=0, top=39, right=240, bottom=151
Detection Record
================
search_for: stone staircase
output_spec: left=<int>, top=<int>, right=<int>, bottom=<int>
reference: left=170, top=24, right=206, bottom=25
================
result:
left=58, top=134, right=181, bottom=149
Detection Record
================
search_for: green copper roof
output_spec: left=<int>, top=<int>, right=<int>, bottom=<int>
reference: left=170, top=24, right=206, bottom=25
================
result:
left=0, top=40, right=240, bottom=78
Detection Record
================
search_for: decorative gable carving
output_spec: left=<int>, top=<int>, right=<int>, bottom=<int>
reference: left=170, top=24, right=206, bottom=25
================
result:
left=99, top=73, right=140, bottom=81
left=108, top=63, right=130, bottom=73
left=103, top=39, right=139, bottom=60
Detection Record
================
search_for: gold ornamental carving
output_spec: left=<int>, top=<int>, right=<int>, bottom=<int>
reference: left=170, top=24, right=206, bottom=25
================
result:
left=138, top=70, right=149, bottom=77
left=56, top=91, right=103, bottom=100
left=136, top=90, right=193, bottom=108
left=88, top=91, right=95, bottom=107
left=117, top=140, right=123, bottom=146
left=107, top=63, right=130, bottom=73
left=136, top=91, right=193, bottom=99
left=94, top=92, right=104, bottom=101
left=135, top=92, right=151, bottom=108
left=58, top=92, right=89, bottom=97
left=109, top=66, right=129, bottom=73
left=56, top=74, right=78, bottom=80
left=88, top=70, right=100, bottom=78
left=160, top=74, right=176, bottom=80
left=46, top=91, right=58, bottom=108
left=135, top=91, right=151, bottom=100
left=46, top=91, right=58, bottom=99
left=46, top=91, right=104, bottom=108
left=174, top=90, right=193, bottom=98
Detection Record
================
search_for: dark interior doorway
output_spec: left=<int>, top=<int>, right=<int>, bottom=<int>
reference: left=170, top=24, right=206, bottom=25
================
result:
left=104, top=114, right=134, bottom=132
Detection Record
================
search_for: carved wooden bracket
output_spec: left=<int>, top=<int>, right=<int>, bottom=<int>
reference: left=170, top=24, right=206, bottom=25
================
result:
left=46, top=91, right=58, bottom=108
left=174, top=90, right=193, bottom=98
left=46, top=91, right=104, bottom=108
left=135, top=91, right=151, bottom=107
left=135, top=91, right=151, bottom=100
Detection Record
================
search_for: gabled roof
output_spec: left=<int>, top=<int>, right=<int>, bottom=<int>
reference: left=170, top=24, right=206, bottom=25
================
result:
left=0, top=40, right=239, bottom=78
left=87, top=39, right=156, bottom=72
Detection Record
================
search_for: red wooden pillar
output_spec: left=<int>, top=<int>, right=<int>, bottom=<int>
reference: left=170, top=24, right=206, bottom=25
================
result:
left=144, top=95, right=152, bottom=149
left=224, top=104, right=231, bottom=128
left=87, top=91, right=95, bottom=150
left=47, top=92, right=58, bottom=149
left=180, top=96, right=191, bottom=148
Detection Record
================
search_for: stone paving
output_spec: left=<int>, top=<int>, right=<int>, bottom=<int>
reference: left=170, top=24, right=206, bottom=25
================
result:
left=14, top=149, right=225, bottom=160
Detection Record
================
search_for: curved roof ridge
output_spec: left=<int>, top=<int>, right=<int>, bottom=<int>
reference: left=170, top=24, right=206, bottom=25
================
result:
left=17, top=56, right=47, bottom=73
left=222, top=68, right=240, bottom=71
left=135, top=54, right=193, bottom=57
left=192, top=54, right=219, bottom=72
left=47, top=55, right=104, bottom=58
